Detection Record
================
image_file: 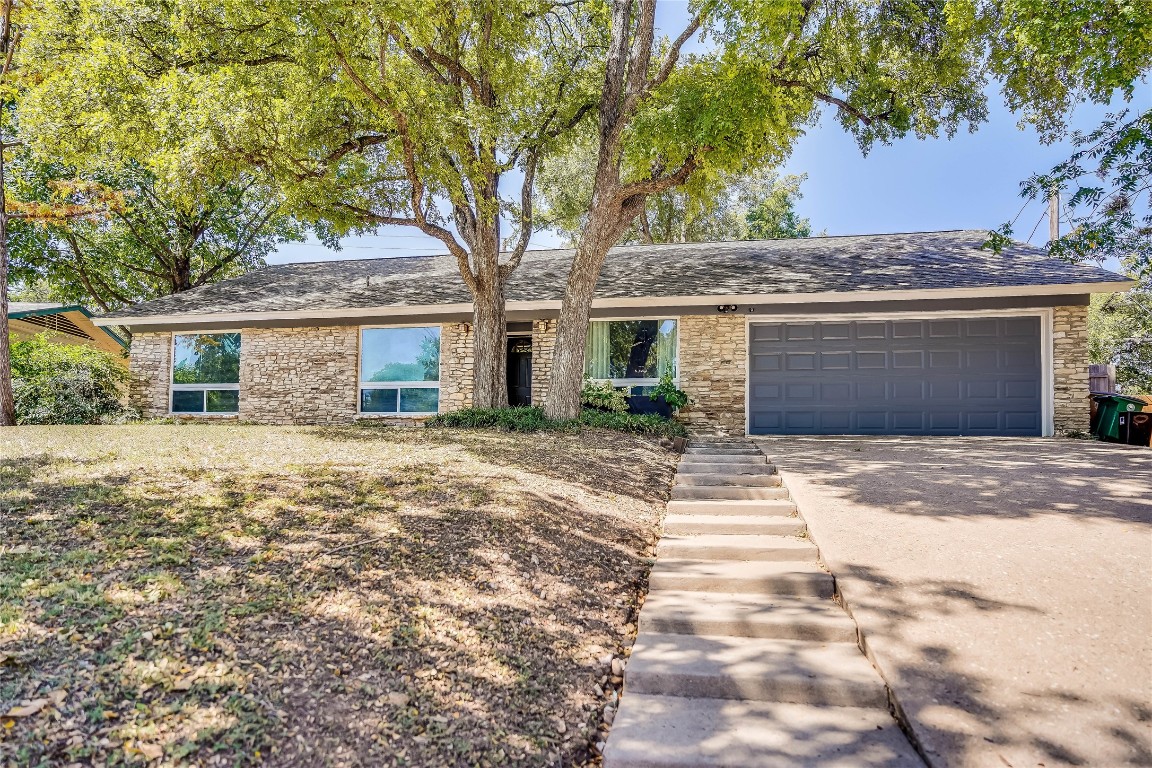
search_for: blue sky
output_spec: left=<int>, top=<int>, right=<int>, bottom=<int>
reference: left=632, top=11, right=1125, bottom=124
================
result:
left=270, top=3, right=1149, bottom=274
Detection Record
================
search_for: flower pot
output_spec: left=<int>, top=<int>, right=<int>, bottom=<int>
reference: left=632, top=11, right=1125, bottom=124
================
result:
left=627, top=394, right=672, bottom=418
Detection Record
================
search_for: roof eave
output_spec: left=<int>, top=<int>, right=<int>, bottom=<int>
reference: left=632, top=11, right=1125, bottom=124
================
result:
left=92, top=280, right=1134, bottom=329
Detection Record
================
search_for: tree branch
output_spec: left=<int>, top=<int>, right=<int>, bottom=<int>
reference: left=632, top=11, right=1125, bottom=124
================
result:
left=647, top=10, right=701, bottom=94
left=616, top=151, right=704, bottom=200
left=500, top=148, right=540, bottom=278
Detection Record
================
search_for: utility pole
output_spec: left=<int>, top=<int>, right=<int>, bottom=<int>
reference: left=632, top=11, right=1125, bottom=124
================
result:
left=1049, top=186, right=1060, bottom=242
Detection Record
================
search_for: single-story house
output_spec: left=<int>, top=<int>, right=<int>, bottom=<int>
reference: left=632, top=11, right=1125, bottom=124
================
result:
left=93, top=230, right=1130, bottom=436
left=11, top=302, right=129, bottom=357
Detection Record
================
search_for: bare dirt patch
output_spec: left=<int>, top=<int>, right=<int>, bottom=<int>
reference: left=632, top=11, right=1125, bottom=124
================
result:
left=0, top=424, right=675, bottom=767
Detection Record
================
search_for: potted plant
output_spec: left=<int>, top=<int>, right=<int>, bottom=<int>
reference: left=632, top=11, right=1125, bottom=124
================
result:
left=628, top=373, right=689, bottom=418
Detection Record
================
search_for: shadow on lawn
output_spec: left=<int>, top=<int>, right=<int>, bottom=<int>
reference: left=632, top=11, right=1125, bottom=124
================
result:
left=305, top=423, right=675, bottom=506
left=0, top=447, right=663, bottom=768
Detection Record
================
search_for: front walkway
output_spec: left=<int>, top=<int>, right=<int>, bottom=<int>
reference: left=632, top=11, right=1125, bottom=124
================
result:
left=605, top=438, right=921, bottom=767
left=756, top=436, right=1152, bottom=768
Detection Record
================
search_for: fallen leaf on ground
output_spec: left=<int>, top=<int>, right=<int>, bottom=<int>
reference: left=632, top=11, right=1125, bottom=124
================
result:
left=138, top=743, right=164, bottom=760
left=386, top=692, right=409, bottom=706
left=173, top=676, right=195, bottom=691
left=5, top=699, right=48, bottom=717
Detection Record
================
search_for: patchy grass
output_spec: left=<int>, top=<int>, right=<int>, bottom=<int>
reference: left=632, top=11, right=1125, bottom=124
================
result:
left=0, top=424, right=675, bottom=767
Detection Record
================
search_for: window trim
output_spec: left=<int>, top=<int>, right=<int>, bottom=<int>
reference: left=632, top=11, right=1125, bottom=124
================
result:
left=357, top=323, right=443, bottom=416
left=586, top=316, right=681, bottom=388
left=169, top=330, right=242, bottom=415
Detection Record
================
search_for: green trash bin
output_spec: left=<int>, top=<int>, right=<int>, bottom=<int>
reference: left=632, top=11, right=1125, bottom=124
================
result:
left=1093, top=394, right=1146, bottom=442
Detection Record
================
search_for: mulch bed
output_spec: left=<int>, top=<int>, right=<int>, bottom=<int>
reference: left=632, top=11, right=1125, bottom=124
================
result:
left=0, top=424, right=676, bottom=767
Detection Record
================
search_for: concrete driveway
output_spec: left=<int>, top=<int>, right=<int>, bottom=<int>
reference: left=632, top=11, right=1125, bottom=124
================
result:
left=754, top=437, right=1152, bottom=768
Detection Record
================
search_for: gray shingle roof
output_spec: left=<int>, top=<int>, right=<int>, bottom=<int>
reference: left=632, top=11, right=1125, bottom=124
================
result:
left=103, top=229, right=1126, bottom=320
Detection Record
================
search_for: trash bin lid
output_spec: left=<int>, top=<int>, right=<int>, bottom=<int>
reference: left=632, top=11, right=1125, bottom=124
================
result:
left=1095, top=394, right=1147, bottom=405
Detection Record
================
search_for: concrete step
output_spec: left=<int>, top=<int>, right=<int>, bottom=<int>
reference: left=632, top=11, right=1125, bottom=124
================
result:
left=648, top=559, right=834, bottom=597
left=676, top=462, right=777, bottom=475
left=684, top=447, right=763, bottom=455
left=671, top=485, right=789, bottom=501
left=680, top=454, right=767, bottom=465
left=666, top=499, right=796, bottom=516
left=658, top=534, right=813, bottom=562
left=639, top=591, right=856, bottom=642
left=675, top=473, right=782, bottom=487
left=603, top=694, right=921, bottom=768
left=625, top=633, right=888, bottom=708
left=664, top=514, right=805, bottom=536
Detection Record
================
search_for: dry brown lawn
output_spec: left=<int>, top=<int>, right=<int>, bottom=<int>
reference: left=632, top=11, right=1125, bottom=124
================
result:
left=0, top=424, right=676, bottom=768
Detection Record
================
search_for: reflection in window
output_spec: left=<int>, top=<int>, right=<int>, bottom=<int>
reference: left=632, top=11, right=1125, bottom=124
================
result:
left=360, top=327, right=440, bottom=414
left=585, top=319, right=677, bottom=382
left=171, top=333, right=240, bottom=413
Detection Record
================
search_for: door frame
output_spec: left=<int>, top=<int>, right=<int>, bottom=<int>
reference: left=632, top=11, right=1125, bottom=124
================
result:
left=506, top=333, right=533, bottom=406
left=743, top=308, right=1055, bottom=437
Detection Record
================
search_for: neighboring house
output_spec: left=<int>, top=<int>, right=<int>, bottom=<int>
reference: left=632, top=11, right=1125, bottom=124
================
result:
left=10, top=302, right=129, bottom=358
left=94, top=230, right=1130, bottom=436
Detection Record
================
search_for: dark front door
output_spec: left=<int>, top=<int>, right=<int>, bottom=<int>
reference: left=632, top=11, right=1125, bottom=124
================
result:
left=748, top=316, right=1044, bottom=436
left=507, top=337, right=532, bottom=406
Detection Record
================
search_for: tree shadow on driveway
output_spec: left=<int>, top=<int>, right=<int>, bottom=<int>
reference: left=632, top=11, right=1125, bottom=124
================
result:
left=756, top=436, right=1152, bottom=768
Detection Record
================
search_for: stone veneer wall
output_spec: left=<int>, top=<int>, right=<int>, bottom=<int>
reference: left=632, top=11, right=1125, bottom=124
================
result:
left=1052, top=304, right=1091, bottom=434
left=439, top=322, right=474, bottom=412
left=239, top=326, right=358, bottom=424
left=677, top=313, right=748, bottom=435
left=128, top=332, right=172, bottom=419
left=531, top=319, right=558, bottom=408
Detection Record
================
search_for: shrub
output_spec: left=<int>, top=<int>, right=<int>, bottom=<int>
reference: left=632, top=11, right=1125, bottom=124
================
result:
left=580, top=379, right=629, bottom=413
left=11, top=333, right=132, bottom=425
left=576, top=409, right=689, bottom=438
left=425, top=406, right=556, bottom=432
left=651, top=373, right=690, bottom=410
left=426, top=405, right=688, bottom=439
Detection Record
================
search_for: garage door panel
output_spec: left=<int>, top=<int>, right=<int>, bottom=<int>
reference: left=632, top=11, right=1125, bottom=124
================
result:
left=929, top=349, right=962, bottom=368
left=892, top=412, right=925, bottom=431
left=751, top=324, right=782, bottom=341
left=820, top=323, right=852, bottom=340
left=893, top=350, right=925, bottom=368
left=892, top=380, right=926, bottom=399
left=820, top=351, right=852, bottom=369
left=965, top=379, right=999, bottom=399
left=786, top=324, right=816, bottom=341
left=786, top=353, right=816, bottom=370
left=748, top=317, right=1043, bottom=436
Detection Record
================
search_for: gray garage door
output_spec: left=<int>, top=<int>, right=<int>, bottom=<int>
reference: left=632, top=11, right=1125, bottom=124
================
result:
left=748, top=317, right=1043, bottom=436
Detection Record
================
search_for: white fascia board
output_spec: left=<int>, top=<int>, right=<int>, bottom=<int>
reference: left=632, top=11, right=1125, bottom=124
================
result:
left=91, top=280, right=1133, bottom=327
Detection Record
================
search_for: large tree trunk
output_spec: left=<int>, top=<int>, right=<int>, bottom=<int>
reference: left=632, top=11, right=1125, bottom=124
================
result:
left=544, top=210, right=636, bottom=420
left=0, top=143, right=15, bottom=426
left=470, top=274, right=509, bottom=410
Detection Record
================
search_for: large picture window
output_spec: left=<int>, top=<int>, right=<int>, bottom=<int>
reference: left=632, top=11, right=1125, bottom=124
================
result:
left=171, top=333, right=241, bottom=413
left=360, top=326, right=441, bottom=414
left=585, top=319, right=677, bottom=392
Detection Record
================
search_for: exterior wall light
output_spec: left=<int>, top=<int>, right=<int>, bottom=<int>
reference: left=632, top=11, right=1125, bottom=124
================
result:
left=716, top=304, right=739, bottom=313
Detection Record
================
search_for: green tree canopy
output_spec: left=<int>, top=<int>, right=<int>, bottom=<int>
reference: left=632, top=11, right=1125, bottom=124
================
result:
left=11, top=160, right=302, bottom=310
left=20, top=0, right=601, bottom=408
left=539, top=136, right=816, bottom=244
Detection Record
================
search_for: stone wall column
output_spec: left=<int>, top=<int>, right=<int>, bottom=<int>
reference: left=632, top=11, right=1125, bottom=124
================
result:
left=1051, top=304, right=1091, bottom=435
left=439, top=322, right=474, bottom=412
left=239, top=326, right=358, bottom=424
left=531, top=319, right=558, bottom=408
left=678, top=313, right=747, bottom=435
left=128, top=332, right=171, bottom=418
